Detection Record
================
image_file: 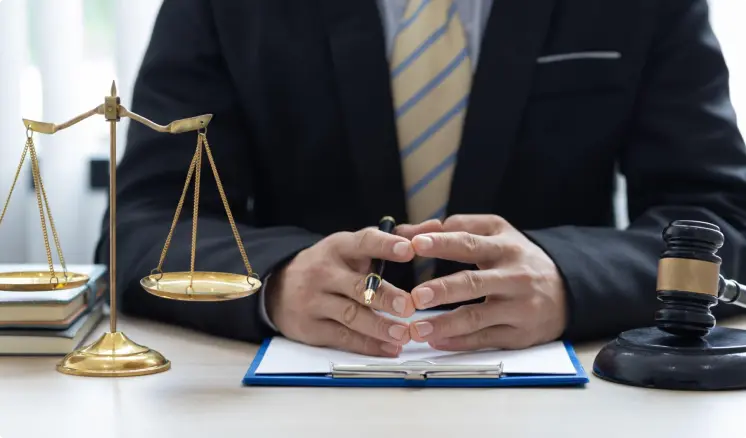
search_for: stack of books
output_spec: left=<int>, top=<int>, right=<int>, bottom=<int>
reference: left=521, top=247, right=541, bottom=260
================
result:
left=0, top=264, right=107, bottom=355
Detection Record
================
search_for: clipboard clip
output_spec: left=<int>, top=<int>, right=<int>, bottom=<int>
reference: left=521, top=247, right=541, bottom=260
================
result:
left=330, top=360, right=504, bottom=381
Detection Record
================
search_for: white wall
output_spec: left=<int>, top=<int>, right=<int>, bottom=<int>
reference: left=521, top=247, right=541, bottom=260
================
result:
left=0, top=0, right=29, bottom=263
left=709, top=0, right=746, bottom=135
left=0, top=0, right=162, bottom=265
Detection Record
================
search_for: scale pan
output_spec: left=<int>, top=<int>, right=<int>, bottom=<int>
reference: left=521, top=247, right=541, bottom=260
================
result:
left=140, top=271, right=261, bottom=302
left=0, top=271, right=89, bottom=291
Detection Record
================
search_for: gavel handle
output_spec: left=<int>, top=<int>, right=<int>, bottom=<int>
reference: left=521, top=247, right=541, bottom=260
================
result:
left=719, top=276, right=746, bottom=309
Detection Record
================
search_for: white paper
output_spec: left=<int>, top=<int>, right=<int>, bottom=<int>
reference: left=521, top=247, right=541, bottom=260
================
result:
left=255, top=313, right=577, bottom=375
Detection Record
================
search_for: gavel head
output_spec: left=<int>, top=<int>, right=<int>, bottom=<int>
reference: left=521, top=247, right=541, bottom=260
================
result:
left=655, top=220, right=724, bottom=337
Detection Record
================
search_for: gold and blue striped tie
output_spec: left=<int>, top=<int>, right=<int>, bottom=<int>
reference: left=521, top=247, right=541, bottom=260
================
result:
left=391, top=0, right=471, bottom=282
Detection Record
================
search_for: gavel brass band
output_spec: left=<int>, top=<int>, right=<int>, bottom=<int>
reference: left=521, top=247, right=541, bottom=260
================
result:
left=656, top=258, right=721, bottom=296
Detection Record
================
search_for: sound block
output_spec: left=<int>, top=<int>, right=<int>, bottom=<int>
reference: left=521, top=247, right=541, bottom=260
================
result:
left=593, top=326, right=746, bottom=390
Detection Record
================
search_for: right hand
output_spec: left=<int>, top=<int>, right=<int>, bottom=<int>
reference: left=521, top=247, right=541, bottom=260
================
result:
left=265, top=228, right=417, bottom=357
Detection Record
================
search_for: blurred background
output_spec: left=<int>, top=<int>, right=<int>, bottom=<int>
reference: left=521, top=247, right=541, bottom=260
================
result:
left=0, top=0, right=745, bottom=266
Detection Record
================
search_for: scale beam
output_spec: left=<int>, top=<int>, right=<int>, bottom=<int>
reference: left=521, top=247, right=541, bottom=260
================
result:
left=120, top=107, right=212, bottom=134
left=24, top=109, right=212, bottom=135
left=23, top=105, right=104, bottom=135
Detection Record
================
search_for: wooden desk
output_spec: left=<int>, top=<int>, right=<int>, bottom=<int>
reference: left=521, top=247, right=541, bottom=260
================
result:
left=2, top=316, right=746, bottom=438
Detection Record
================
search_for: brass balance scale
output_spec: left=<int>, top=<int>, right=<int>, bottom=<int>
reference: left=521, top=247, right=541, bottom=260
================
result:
left=0, top=82, right=262, bottom=377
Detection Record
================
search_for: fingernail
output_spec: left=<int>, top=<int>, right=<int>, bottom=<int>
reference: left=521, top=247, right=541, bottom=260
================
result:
left=388, top=324, right=407, bottom=341
left=414, top=287, right=434, bottom=306
left=381, top=343, right=399, bottom=355
left=393, top=241, right=411, bottom=256
left=414, top=321, right=433, bottom=337
left=393, top=296, right=406, bottom=315
left=414, top=236, right=433, bottom=250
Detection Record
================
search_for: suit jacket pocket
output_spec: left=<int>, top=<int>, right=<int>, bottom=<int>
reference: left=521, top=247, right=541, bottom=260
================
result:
left=529, top=52, right=628, bottom=98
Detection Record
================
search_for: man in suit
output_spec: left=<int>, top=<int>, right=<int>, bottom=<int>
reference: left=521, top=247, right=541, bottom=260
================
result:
left=97, top=0, right=746, bottom=356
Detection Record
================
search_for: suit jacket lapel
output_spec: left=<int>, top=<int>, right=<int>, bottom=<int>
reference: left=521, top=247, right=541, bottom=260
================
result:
left=319, top=0, right=409, bottom=225
left=448, top=0, right=558, bottom=217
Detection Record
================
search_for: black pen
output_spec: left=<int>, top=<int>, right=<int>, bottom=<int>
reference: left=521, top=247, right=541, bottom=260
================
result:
left=364, top=216, right=396, bottom=305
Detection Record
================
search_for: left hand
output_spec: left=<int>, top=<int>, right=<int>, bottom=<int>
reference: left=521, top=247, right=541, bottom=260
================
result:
left=404, top=215, right=568, bottom=351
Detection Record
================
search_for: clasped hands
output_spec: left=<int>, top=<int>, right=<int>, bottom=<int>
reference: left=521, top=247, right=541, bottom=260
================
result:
left=266, top=215, right=568, bottom=357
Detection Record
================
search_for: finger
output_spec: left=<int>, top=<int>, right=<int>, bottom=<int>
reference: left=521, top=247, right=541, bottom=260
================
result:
left=409, top=301, right=522, bottom=342
left=411, top=232, right=503, bottom=265
left=334, top=228, right=415, bottom=262
left=323, top=294, right=411, bottom=345
left=443, top=214, right=507, bottom=236
left=332, top=267, right=416, bottom=317
left=411, top=269, right=517, bottom=309
left=428, top=325, right=532, bottom=351
left=316, top=320, right=402, bottom=357
left=394, top=219, right=444, bottom=240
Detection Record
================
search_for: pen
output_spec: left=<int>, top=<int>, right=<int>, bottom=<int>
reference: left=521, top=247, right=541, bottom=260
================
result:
left=364, top=216, right=396, bottom=305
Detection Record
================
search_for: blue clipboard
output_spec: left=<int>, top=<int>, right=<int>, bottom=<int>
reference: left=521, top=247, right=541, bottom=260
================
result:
left=242, top=338, right=589, bottom=388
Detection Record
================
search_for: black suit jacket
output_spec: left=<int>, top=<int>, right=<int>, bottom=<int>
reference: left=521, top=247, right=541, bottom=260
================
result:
left=96, top=0, right=746, bottom=344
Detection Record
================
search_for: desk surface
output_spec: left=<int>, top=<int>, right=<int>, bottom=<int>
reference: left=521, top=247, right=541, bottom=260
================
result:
left=2, top=315, right=746, bottom=438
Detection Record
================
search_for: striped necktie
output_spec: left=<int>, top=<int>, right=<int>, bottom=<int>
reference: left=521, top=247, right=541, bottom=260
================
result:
left=391, top=0, right=471, bottom=281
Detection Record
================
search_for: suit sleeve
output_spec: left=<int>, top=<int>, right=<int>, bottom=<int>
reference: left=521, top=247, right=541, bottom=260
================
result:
left=95, top=0, right=322, bottom=343
left=524, top=0, right=746, bottom=341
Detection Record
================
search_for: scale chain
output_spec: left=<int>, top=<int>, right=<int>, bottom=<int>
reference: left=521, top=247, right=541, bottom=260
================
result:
left=153, top=134, right=202, bottom=276
left=0, top=138, right=30, bottom=229
left=189, top=135, right=203, bottom=293
left=150, top=130, right=256, bottom=287
left=32, top=140, right=68, bottom=279
left=27, top=139, right=57, bottom=282
left=5, top=133, right=68, bottom=283
left=201, top=133, right=255, bottom=279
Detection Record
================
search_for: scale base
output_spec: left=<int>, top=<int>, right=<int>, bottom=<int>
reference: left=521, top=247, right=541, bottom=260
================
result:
left=593, top=326, right=746, bottom=390
left=56, top=331, right=170, bottom=377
